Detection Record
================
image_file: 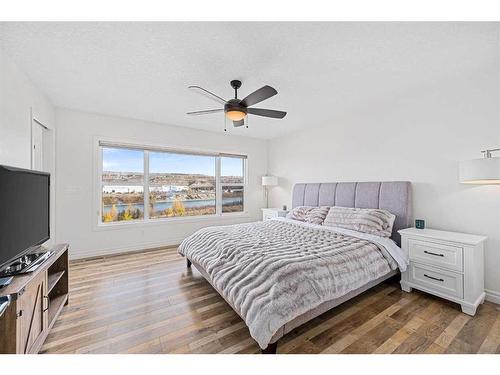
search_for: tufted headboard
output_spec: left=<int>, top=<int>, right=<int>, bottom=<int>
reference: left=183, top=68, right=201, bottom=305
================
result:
left=291, top=181, right=412, bottom=245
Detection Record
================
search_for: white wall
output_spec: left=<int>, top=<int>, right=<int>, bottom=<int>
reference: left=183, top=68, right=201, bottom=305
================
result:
left=0, top=46, right=57, bottom=245
left=268, top=65, right=500, bottom=300
left=55, top=108, right=268, bottom=259
left=0, top=46, right=55, bottom=168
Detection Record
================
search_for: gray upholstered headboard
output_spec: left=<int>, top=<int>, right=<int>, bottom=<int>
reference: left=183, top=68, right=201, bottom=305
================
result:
left=291, top=181, right=412, bottom=245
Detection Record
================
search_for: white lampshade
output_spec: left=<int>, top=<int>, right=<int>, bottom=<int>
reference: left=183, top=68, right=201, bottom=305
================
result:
left=459, top=157, right=500, bottom=184
left=262, top=175, right=278, bottom=186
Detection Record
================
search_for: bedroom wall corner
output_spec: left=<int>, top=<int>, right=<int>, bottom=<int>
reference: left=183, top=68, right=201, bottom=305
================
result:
left=0, top=45, right=55, bottom=169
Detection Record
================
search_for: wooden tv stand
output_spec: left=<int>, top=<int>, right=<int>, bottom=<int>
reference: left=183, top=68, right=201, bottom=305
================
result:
left=0, top=243, right=69, bottom=354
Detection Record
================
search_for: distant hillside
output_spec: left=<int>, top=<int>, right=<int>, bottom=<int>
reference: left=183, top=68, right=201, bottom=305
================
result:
left=102, top=172, right=242, bottom=185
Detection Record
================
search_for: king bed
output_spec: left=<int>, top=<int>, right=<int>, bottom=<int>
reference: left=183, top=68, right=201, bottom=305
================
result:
left=178, top=181, right=412, bottom=353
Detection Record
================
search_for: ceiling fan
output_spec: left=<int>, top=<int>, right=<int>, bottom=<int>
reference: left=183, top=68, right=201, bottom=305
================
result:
left=187, top=80, right=287, bottom=129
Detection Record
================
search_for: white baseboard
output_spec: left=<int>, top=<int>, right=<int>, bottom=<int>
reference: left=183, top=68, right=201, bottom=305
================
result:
left=69, top=236, right=186, bottom=260
left=485, top=289, right=500, bottom=305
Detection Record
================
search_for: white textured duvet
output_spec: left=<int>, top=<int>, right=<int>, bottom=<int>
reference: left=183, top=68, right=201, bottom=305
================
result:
left=178, top=218, right=408, bottom=349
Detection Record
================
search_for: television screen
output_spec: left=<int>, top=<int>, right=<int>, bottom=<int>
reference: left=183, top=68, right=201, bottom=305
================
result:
left=0, top=165, right=50, bottom=269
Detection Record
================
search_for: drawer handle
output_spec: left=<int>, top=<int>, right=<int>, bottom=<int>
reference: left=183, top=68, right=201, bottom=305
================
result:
left=424, top=250, right=444, bottom=257
left=424, top=274, right=444, bottom=282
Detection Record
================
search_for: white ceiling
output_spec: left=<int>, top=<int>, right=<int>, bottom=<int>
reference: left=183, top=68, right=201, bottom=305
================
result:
left=1, top=22, right=499, bottom=139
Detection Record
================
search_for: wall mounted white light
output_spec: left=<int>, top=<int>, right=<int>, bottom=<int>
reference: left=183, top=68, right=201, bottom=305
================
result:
left=459, top=148, right=500, bottom=184
left=262, top=175, right=278, bottom=208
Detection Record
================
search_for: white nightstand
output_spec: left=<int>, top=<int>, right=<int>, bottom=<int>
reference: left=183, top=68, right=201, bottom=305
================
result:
left=399, top=227, right=487, bottom=316
left=261, top=208, right=289, bottom=221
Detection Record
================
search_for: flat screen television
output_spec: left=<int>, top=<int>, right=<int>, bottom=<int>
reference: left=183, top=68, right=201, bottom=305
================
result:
left=0, top=165, right=50, bottom=271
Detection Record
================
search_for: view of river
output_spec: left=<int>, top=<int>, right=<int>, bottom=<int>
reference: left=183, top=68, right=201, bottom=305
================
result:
left=103, top=197, right=242, bottom=213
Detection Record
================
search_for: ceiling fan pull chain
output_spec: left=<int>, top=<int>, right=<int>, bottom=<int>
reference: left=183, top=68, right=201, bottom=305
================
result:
left=224, top=114, right=227, bottom=132
left=246, top=115, right=249, bottom=129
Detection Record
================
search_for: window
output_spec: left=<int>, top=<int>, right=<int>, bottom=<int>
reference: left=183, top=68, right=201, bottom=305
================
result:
left=221, top=156, right=244, bottom=213
left=101, top=147, right=144, bottom=223
left=98, top=142, right=246, bottom=224
left=149, top=151, right=216, bottom=218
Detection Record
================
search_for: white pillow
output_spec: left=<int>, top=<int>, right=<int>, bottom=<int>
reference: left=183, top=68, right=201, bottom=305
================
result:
left=286, top=206, right=330, bottom=225
left=323, top=206, right=395, bottom=237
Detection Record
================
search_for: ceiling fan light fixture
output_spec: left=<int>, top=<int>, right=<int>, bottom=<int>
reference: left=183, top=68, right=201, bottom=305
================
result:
left=187, top=80, right=287, bottom=128
left=225, top=109, right=246, bottom=121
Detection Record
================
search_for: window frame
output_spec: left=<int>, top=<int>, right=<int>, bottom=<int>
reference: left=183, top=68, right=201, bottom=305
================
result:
left=94, top=138, right=248, bottom=228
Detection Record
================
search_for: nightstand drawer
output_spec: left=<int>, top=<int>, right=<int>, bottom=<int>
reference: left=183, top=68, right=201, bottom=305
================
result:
left=409, top=262, right=464, bottom=299
left=408, top=238, right=463, bottom=272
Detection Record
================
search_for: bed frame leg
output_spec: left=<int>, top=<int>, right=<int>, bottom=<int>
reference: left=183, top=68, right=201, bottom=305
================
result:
left=186, top=259, right=192, bottom=268
left=261, top=342, right=277, bottom=354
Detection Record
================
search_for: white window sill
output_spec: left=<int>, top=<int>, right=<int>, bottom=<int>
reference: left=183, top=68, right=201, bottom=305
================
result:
left=93, top=212, right=252, bottom=231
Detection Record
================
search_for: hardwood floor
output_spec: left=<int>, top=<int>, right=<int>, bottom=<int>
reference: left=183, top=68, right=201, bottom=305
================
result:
left=41, top=247, right=500, bottom=354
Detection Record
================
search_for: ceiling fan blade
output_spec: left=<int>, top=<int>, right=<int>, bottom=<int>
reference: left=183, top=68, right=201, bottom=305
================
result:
left=233, top=119, right=245, bottom=127
left=188, top=86, right=227, bottom=105
left=240, top=85, right=277, bottom=107
left=247, top=108, right=287, bottom=119
left=187, top=109, right=224, bottom=116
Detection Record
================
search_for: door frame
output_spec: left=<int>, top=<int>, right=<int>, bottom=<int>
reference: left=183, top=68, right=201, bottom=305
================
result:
left=31, top=117, right=48, bottom=171
left=30, top=109, right=57, bottom=246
